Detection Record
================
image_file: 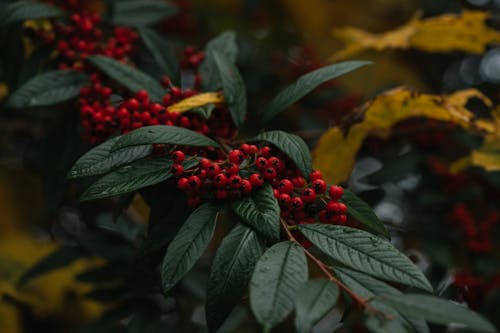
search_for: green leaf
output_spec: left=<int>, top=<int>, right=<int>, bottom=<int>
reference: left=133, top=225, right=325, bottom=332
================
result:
left=111, top=125, right=220, bottom=152
left=213, top=51, right=246, bottom=127
left=88, top=55, right=165, bottom=101
left=231, top=184, right=280, bottom=242
left=365, top=315, right=412, bottom=333
left=298, top=224, right=432, bottom=292
left=206, top=224, right=265, bottom=333
left=112, top=0, right=178, bottom=27
left=200, top=31, right=238, bottom=91
left=294, top=279, right=339, bottom=333
left=68, top=136, right=152, bottom=179
left=0, top=1, right=64, bottom=25
left=18, top=246, right=87, bottom=286
left=81, top=157, right=196, bottom=201
left=250, top=131, right=312, bottom=178
left=334, top=267, right=429, bottom=333
left=137, top=27, right=180, bottom=85
left=250, top=241, right=308, bottom=331
left=7, top=70, right=89, bottom=108
left=263, top=61, right=372, bottom=122
left=189, top=103, right=215, bottom=119
left=161, top=203, right=219, bottom=292
left=380, top=294, right=497, bottom=333
left=340, top=190, right=390, bottom=239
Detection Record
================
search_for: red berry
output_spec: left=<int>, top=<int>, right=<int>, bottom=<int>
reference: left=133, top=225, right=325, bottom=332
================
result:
left=200, top=158, right=211, bottom=169
left=228, top=149, right=245, bottom=164
left=312, top=179, right=327, bottom=194
left=188, top=176, right=201, bottom=190
left=279, top=193, right=291, bottom=206
left=278, top=179, right=294, bottom=194
left=215, top=189, right=228, bottom=200
left=267, top=157, right=283, bottom=170
left=172, top=150, right=185, bottom=163
left=319, top=210, right=328, bottom=223
left=229, top=175, right=242, bottom=189
left=127, top=98, right=140, bottom=110
left=310, top=170, right=323, bottom=181
left=240, top=179, right=253, bottom=194
left=240, top=144, right=252, bottom=154
left=207, top=163, right=221, bottom=176
left=226, top=163, right=239, bottom=175
left=331, top=214, right=347, bottom=224
left=177, top=177, right=189, bottom=191
left=302, top=188, right=316, bottom=203
left=273, top=189, right=280, bottom=198
left=263, top=167, right=277, bottom=181
left=329, top=186, right=344, bottom=200
left=291, top=197, right=304, bottom=210
left=187, top=196, right=201, bottom=208
left=135, top=89, right=149, bottom=101
left=249, top=173, right=264, bottom=187
left=260, top=146, right=272, bottom=157
left=255, top=157, right=268, bottom=170
left=292, top=177, right=306, bottom=188
left=214, top=173, right=227, bottom=188
left=171, top=164, right=184, bottom=177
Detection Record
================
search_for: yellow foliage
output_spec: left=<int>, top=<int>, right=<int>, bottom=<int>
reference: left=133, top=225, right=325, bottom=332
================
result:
left=0, top=82, right=8, bottom=103
left=330, top=11, right=500, bottom=61
left=313, top=87, right=494, bottom=184
left=168, top=92, right=224, bottom=113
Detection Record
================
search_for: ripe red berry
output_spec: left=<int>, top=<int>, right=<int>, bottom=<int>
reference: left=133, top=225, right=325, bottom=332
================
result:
left=291, top=197, right=304, bottom=210
left=135, top=89, right=149, bottom=101
left=215, top=189, right=228, bottom=200
left=302, top=188, right=316, bottom=203
left=171, top=164, right=184, bottom=177
left=226, top=163, right=239, bottom=176
left=267, top=157, right=283, bottom=170
left=292, top=177, right=306, bottom=188
left=329, top=186, right=344, bottom=200
left=127, top=98, right=140, bottom=110
left=172, top=150, right=185, bottom=163
left=177, top=177, right=189, bottom=191
left=229, top=175, right=242, bottom=189
left=214, top=173, right=227, bottom=188
left=240, top=179, right=253, bottom=194
left=228, top=149, right=245, bottom=164
left=263, top=167, right=277, bottom=181
left=331, top=214, right=347, bottom=224
left=199, top=158, right=211, bottom=169
left=249, top=173, right=264, bottom=187
left=312, top=179, right=327, bottom=194
left=256, top=157, right=268, bottom=170
left=207, top=163, right=221, bottom=176
left=188, top=175, right=201, bottom=190
left=310, top=170, right=323, bottom=181
left=260, top=146, right=272, bottom=157
left=278, top=179, right=294, bottom=194
left=279, top=193, right=291, bottom=206
left=273, top=189, right=280, bottom=198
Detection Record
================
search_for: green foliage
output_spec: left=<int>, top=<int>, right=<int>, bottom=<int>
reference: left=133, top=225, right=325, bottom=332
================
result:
left=200, top=31, right=238, bottom=91
left=250, top=241, right=308, bottom=331
left=7, top=70, right=89, bottom=108
left=250, top=130, right=313, bottom=178
left=88, top=55, right=165, bottom=101
left=111, top=0, right=178, bottom=27
left=263, top=61, right=372, bottom=122
left=231, top=184, right=280, bottom=241
left=0, top=1, right=64, bottom=25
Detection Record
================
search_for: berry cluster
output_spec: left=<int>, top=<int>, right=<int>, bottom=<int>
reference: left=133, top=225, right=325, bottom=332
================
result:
left=453, top=272, right=500, bottom=309
left=447, top=203, right=498, bottom=254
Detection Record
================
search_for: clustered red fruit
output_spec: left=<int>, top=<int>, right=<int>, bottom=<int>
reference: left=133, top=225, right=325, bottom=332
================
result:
left=453, top=272, right=500, bottom=309
left=447, top=203, right=498, bottom=253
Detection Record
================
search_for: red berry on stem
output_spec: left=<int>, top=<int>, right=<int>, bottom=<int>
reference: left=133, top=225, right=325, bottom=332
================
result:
left=228, top=149, right=245, bottom=164
left=240, top=179, right=253, bottom=194
left=172, top=150, right=185, bottom=163
left=302, top=188, right=316, bottom=203
left=249, top=173, right=264, bottom=187
left=279, top=193, right=291, bottom=206
left=278, top=179, right=294, bottom=194
left=214, top=173, right=227, bottom=187
left=329, top=185, right=344, bottom=200
left=171, top=164, right=184, bottom=176
left=177, top=177, right=189, bottom=191
left=263, top=167, right=277, bottom=181
left=291, top=197, right=304, bottom=210
left=256, top=157, right=268, bottom=170
left=229, top=175, right=242, bottom=189
left=226, top=163, right=239, bottom=175
left=310, top=170, right=323, bottom=181
left=312, top=179, right=327, bottom=194
left=188, top=175, right=201, bottom=190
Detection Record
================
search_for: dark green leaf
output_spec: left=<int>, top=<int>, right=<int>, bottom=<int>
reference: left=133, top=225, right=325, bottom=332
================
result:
left=380, top=294, right=497, bottom=333
left=250, top=131, right=312, bottom=178
left=18, top=246, right=87, bottom=286
left=340, top=190, right=390, bottom=238
left=263, top=61, right=372, bottom=122
left=68, top=136, right=152, bottom=179
left=112, top=0, right=178, bottom=27
left=7, top=70, right=89, bottom=108
left=295, top=279, right=339, bottom=333
left=365, top=315, right=412, bottom=333
left=206, top=224, right=264, bottom=333
left=250, top=241, right=308, bottom=331
left=161, top=203, right=219, bottom=292
left=138, top=27, right=180, bottom=85
left=231, top=184, right=280, bottom=242
left=213, top=51, right=246, bottom=127
left=189, top=103, right=215, bottom=119
left=0, top=1, right=64, bottom=25
left=298, top=224, right=432, bottom=292
left=200, top=31, right=238, bottom=91
left=366, top=152, right=423, bottom=184
left=110, top=125, right=220, bottom=152
left=88, top=55, right=165, bottom=101
left=81, top=157, right=183, bottom=201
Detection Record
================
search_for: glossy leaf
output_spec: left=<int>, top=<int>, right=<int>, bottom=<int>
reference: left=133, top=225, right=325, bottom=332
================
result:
left=138, top=27, right=180, bottom=84
left=295, top=280, right=339, bottom=333
left=231, top=184, right=280, bottom=241
left=380, top=294, right=497, bottom=333
left=7, top=70, right=89, bottom=108
left=298, top=224, right=432, bottom=292
left=340, top=190, right=390, bottom=238
left=88, top=55, right=165, bottom=101
left=0, top=1, right=64, bottom=25
left=250, top=130, right=312, bottom=178
left=111, top=125, right=220, bottom=152
left=161, top=203, right=219, bottom=292
left=250, top=241, right=308, bottom=331
left=68, top=136, right=152, bottom=179
left=206, top=224, right=264, bottom=332
left=263, top=61, right=371, bottom=122
left=200, top=31, right=238, bottom=91
left=112, top=0, right=178, bottom=27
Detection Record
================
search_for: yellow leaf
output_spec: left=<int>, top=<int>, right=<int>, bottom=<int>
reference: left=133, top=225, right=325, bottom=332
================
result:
left=313, top=87, right=493, bottom=184
left=330, top=11, right=500, bottom=61
left=168, top=92, right=224, bottom=113
left=0, top=82, right=8, bottom=103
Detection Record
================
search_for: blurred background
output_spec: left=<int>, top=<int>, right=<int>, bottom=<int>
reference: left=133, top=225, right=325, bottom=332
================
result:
left=1, top=0, right=499, bottom=332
